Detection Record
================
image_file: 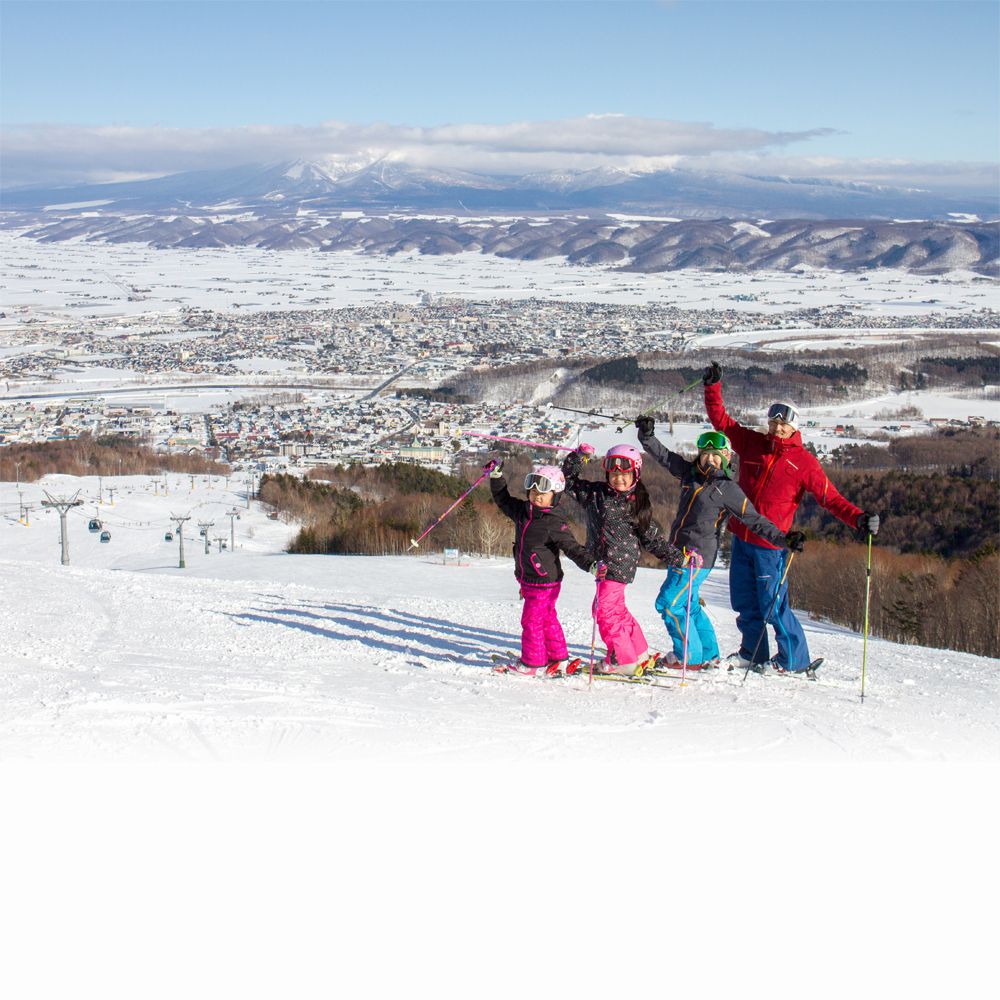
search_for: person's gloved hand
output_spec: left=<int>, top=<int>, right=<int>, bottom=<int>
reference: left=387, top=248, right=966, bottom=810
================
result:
left=856, top=512, right=880, bottom=538
left=703, top=361, right=722, bottom=386
left=684, top=549, right=704, bottom=570
left=485, top=457, right=504, bottom=479
left=785, top=531, right=806, bottom=553
left=590, top=561, right=608, bottom=580
left=634, top=415, right=655, bottom=437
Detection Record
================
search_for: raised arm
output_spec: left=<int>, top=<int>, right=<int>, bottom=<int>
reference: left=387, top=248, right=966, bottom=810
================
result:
left=636, top=418, right=691, bottom=480
left=561, top=446, right=601, bottom=506
left=702, top=363, right=757, bottom=454
left=488, top=470, right=521, bottom=522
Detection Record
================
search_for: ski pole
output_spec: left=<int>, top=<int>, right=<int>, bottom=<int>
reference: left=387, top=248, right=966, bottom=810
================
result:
left=680, top=551, right=702, bottom=686
left=614, top=376, right=704, bottom=433
left=548, top=404, right=625, bottom=422
left=408, top=464, right=494, bottom=550
left=461, top=431, right=574, bottom=452
left=742, top=551, right=796, bottom=683
left=589, top=575, right=603, bottom=689
left=861, top=534, right=873, bottom=703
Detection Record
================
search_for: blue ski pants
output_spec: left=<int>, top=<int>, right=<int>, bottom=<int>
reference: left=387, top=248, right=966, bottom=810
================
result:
left=729, top=536, right=811, bottom=671
left=655, top=564, right=718, bottom=664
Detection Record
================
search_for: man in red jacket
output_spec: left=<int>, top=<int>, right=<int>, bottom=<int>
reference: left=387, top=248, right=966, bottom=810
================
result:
left=702, top=361, right=880, bottom=673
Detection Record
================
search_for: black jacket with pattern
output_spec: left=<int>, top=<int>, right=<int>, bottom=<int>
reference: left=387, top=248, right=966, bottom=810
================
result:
left=490, top=476, right=593, bottom=586
left=560, top=452, right=681, bottom=585
left=638, top=428, right=787, bottom=568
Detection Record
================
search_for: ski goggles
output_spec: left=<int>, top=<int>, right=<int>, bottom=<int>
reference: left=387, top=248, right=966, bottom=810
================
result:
left=602, top=455, right=638, bottom=472
left=524, top=472, right=559, bottom=493
left=767, top=403, right=800, bottom=426
left=696, top=431, right=731, bottom=453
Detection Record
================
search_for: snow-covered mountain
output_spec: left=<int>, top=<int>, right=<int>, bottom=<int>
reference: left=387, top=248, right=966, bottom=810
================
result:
left=2, top=472, right=997, bottom=762
left=3, top=157, right=996, bottom=220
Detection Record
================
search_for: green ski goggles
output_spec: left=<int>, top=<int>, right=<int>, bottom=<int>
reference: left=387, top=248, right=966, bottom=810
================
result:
left=696, top=431, right=731, bottom=452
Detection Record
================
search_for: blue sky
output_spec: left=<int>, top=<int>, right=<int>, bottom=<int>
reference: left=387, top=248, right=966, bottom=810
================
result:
left=1, top=0, right=997, bottom=189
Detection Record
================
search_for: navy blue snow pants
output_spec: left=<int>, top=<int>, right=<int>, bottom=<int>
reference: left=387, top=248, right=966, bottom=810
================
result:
left=729, top=536, right=811, bottom=671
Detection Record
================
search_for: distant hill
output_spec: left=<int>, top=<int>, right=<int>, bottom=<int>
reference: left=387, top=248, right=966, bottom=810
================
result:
left=5, top=209, right=997, bottom=275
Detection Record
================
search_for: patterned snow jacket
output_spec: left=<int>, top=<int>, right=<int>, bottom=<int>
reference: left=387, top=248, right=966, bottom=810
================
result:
left=490, top=476, right=593, bottom=586
left=560, top=452, right=681, bottom=585
left=638, top=427, right=787, bottom=568
left=705, top=381, right=862, bottom=549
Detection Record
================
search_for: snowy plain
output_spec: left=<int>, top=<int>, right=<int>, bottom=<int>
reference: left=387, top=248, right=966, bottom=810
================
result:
left=2, top=473, right=996, bottom=763
left=2, top=228, right=997, bottom=324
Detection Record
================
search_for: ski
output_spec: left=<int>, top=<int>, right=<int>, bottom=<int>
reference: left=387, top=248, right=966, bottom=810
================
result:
left=491, top=653, right=583, bottom=678
left=587, top=670, right=676, bottom=688
left=772, top=657, right=824, bottom=681
left=735, top=657, right=825, bottom=681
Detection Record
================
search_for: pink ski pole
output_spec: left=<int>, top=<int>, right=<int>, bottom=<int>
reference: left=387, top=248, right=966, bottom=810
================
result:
left=680, top=551, right=703, bottom=686
left=462, top=431, right=575, bottom=452
left=588, top=564, right=606, bottom=688
left=408, top=464, right=494, bottom=550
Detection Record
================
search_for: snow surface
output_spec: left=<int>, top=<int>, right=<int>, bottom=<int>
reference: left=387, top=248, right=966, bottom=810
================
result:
left=3, top=471, right=997, bottom=998
left=2, top=229, right=997, bottom=323
left=2, top=473, right=997, bottom=764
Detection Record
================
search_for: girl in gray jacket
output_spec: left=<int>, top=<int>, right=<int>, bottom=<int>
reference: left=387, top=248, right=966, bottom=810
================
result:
left=636, top=417, right=803, bottom=668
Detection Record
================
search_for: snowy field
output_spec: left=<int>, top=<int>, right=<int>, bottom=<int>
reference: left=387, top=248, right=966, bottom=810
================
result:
left=3, top=472, right=997, bottom=998
left=2, top=228, right=997, bottom=324
left=2, top=473, right=996, bottom=763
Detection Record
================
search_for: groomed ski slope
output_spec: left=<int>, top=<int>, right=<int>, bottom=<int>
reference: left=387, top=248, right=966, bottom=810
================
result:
left=1, top=473, right=997, bottom=762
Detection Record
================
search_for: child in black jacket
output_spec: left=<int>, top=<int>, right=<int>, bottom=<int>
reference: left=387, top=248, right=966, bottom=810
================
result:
left=488, top=460, right=594, bottom=675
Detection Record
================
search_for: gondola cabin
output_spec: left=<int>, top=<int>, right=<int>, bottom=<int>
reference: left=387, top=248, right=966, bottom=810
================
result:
left=164, top=531, right=174, bottom=542
left=88, top=518, right=102, bottom=532
left=99, top=530, right=111, bottom=543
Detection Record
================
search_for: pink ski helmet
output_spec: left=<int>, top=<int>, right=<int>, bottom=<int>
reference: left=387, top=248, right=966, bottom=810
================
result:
left=524, top=464, right=566, bottom=494
left=603, top=444, right=643, bottom=476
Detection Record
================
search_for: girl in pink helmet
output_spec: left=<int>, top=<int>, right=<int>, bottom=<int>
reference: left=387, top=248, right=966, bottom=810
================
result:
left=561, top=443, right=682, bottom=674
left=487, top=459, right=595, bottom=676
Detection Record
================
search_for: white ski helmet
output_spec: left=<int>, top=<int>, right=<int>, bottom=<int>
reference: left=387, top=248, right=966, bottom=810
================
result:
left=524, top=465, right=566, bottom=494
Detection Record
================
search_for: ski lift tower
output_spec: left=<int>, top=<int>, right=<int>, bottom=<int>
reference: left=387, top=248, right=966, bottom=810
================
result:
left=198, top=520, right=215, bottom=555
left=41, top=491, right=84, bottom=565
left=169, top=514, right=191, bottom=569
left=226, top=507, right=241, bottom=552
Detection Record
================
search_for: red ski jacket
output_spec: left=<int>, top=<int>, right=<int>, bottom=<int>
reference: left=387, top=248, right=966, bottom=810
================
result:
left=704, top=381, right=862, bottom=549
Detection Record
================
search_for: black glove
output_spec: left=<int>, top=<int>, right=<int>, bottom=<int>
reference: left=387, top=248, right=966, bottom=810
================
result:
left=856, top=512, right=880, bottom=538
left=703, top=361, right=722, bottom=386
left=634, top=415, right=655, bottom=437
left=562, top=450, right=582, bottom=476
left=785, top=531, right=806, bottom=553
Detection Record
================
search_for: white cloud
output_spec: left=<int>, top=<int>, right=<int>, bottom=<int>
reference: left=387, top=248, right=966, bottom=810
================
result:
left=0, top=116, right=994, bottom=195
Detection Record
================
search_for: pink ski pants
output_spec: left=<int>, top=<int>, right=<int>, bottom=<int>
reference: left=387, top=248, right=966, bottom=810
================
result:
left=594, top=580, right=649, bottom=668
left=519, top=582, right=569, bottom=668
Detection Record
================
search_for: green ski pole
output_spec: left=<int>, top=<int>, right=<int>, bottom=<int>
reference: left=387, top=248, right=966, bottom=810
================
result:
left=861, top=534, right=873, bottom=703
left=614, top=376, right=703, bottom=433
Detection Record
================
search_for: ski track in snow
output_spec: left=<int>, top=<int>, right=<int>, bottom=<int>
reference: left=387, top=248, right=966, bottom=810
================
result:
left=1, top=474, right=997, bottom=762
